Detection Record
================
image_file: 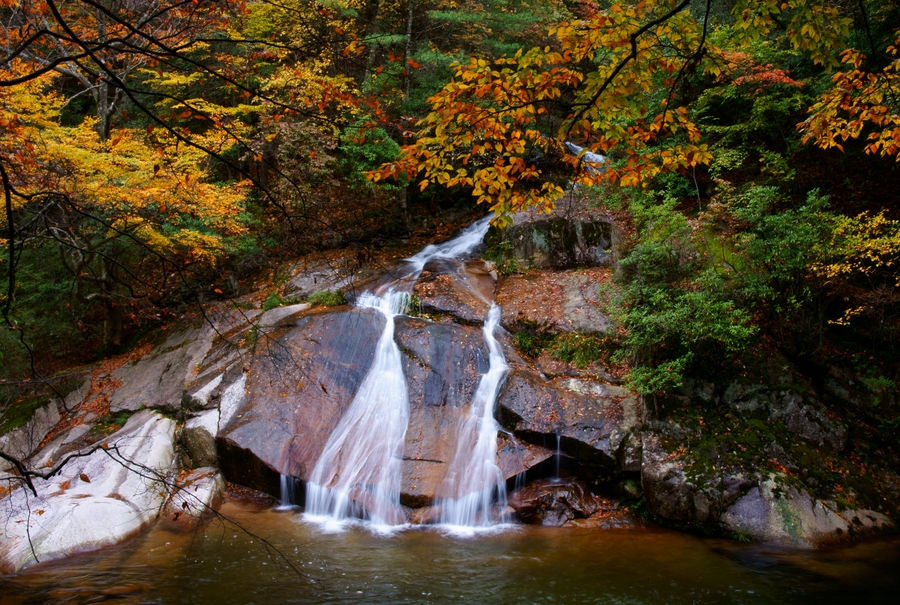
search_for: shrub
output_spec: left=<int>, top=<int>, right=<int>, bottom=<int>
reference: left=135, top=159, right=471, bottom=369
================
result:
left=307, top=289, right=346, bottom=307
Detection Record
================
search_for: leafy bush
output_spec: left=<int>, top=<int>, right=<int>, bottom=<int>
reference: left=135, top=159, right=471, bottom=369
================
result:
left=262, top=291, right=283, bottom=311
left=515, top=331, right=546, bottom=358
left=307, top=289, right=346, bottom=307
left=548, top=332, right=609, bottom=369
left=483, top=240, right=527, bottom=275
left=263, top=291, right=301, bottom=311
left=611, top=194, right=756, bottom=395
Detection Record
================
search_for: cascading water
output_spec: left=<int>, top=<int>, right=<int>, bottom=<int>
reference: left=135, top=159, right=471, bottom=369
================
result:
left=437, top=303, right=510, bottom=528
left=554, top=433, right=562, bottom=480
left=304, top=216, right=495, bottom=528
left=404, top=216, right=494, bottom=276
left=305, top=290, right=411, bottom=527
left=279, top=474, right=300, bottom=509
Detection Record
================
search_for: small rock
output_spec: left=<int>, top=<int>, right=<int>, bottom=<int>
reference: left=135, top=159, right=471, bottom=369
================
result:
left=181, top=424, right=218, bottom=468
left=509, top=478, right=603, bottom=526
left=161, top=467, right=226, bottom=532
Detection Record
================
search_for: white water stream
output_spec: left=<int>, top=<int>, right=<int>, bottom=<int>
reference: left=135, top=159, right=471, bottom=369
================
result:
left=305, top=290, right=412, bottom=527
left=437, top=303, right=510, bottom=528
left=304, top=216, right=506, bottom=529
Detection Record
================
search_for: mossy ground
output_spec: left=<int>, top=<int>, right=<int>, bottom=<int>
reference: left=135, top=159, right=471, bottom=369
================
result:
left=654, top=376, right=899, bottom=517
left=512, top=319, right=616, bottom=371
left=0, top=375, right=85, bottom=437
left=0, top=394, right=51, bottom=436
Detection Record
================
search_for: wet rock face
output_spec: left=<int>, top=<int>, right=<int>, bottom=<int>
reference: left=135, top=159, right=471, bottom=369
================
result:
left=498, top=371, right=641, bottom=473
left=509, top=478, right=603, bottom=526
left=218, top=308, right=385, bottom=489
left=395, top=315, right=489, bottom=505
left=412, top=259, right=495, bottom=324
left=215, top=308, right=556, bottom=507
left=486, top=217, right=615, bottom=270
left=640, top=432, right=751, bottom=526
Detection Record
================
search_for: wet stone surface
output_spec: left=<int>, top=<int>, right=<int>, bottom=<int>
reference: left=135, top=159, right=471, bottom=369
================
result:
left=215, top=308, right=561, bottom=508
left=509, top=477, right=605, bottom=526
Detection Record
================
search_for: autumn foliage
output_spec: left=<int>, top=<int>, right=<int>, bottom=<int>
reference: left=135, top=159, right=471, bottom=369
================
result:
left=0, top=0, right=899, bottom=388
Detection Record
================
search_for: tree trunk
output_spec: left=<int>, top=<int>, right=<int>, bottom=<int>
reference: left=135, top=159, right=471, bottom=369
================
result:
left=404, top=0, right=414, bottom=102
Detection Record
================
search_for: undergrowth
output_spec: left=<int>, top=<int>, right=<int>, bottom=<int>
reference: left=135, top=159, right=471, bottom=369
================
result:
left=307, top=289, right=347, bottom=307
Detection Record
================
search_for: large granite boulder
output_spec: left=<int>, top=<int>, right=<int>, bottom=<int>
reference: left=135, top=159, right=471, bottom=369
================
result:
left=720, top=474, right=894, bottom=547
left=497, top=371, right=641, bottom=474
left=0, top=410, right=176, bottom=574
left=109, top=327, right=218, bottom=413
left=283, top=255, right=358, bottom=298
left=641, top=431, right=751, bottom=526
left=485, top=217, right=615, bottom=270
left=110, top=306, right=258, bottom=414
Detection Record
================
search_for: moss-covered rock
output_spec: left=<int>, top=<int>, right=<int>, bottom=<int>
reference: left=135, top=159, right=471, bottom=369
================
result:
left=485, top=217, right=616, bottom=270
left=720, top=474, right=893, bottom=547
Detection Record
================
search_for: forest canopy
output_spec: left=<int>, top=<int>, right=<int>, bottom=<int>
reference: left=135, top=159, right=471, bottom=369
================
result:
left=0, top=0, right=898, bottom=402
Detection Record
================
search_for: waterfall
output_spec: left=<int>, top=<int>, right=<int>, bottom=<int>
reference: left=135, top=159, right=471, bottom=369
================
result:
left=305, top=290, right=411, bottom=527
left=279, top=474, right=299, bottom=509
left=304, top=216, right=494, bottom=528
left=404, top=216, right=493, bottom=276
left=437, top=303, right=510, bottom=528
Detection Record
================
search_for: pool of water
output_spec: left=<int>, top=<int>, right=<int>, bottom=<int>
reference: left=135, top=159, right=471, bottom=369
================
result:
left=2, top=501, right=899, bottom=605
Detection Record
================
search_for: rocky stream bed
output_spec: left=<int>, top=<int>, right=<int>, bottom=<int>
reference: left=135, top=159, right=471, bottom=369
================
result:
left=1, top=203, right=896, bottom=574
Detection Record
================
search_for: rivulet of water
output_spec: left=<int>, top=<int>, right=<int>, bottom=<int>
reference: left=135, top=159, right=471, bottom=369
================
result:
left=305, top=290, right=411, bottom=528
left=437, top=303, right=510, bottom=529
left=403, top=216, right=493, bottom=277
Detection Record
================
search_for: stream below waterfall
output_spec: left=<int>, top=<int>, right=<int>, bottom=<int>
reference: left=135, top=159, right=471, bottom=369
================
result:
left=1, top=500, right=898, bottom=604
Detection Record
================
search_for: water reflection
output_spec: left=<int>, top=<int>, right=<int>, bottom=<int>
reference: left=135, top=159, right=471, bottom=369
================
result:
left=1, top=501, right=898, bottom=605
